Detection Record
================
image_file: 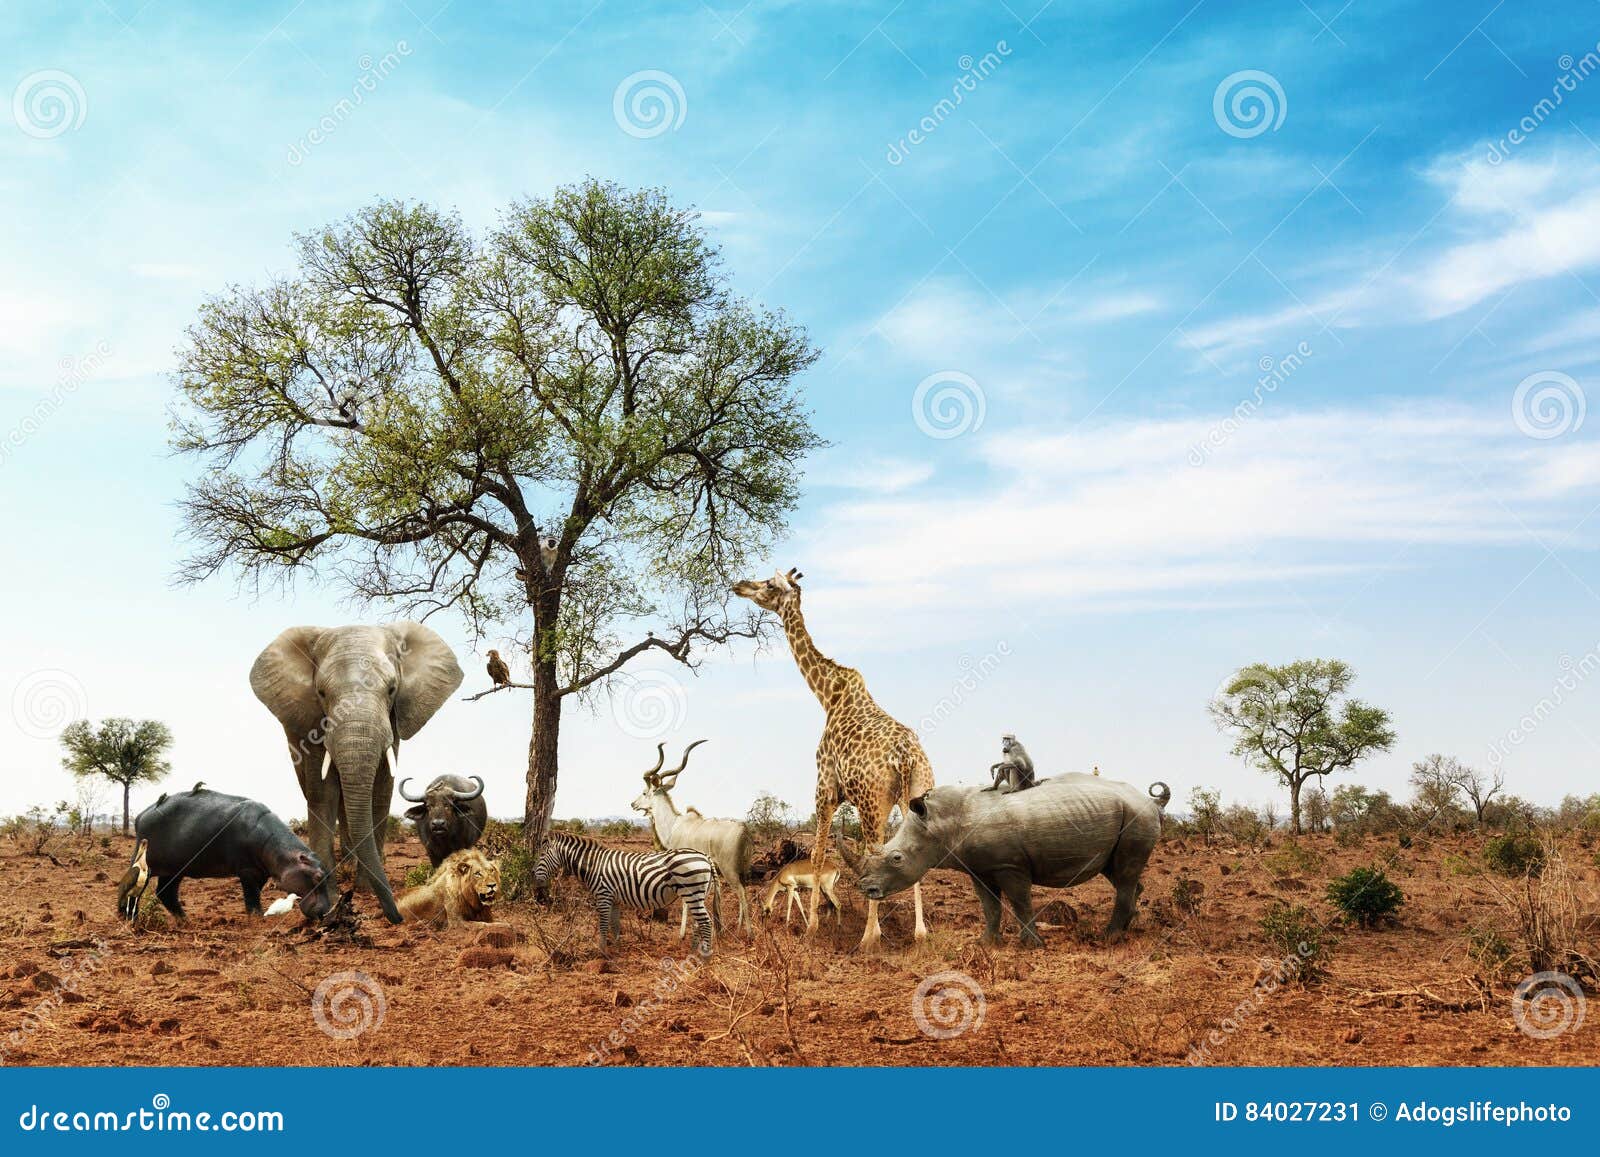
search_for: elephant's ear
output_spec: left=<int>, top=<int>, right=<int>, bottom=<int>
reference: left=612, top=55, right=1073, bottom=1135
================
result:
left=250, top=627, right=326, bottom=739
left=385, top=621, right=464, bottom=739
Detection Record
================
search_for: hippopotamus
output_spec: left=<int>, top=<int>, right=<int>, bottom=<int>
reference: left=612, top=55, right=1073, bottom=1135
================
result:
left=854, top=773, right=1170, bottom=946
left=119, top=788, right=331, bottom=921
left=397, top=774, right=487, bottom=868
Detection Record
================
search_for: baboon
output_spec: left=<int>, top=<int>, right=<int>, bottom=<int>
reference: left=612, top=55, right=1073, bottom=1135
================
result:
left=985, top=733, right=1036, bottom=794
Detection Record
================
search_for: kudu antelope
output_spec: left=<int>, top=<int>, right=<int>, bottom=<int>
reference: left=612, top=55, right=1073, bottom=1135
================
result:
left=630, top=740, right=753, bottom=934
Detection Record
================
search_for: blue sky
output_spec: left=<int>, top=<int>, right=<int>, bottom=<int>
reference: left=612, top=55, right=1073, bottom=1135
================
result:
left=3, top=0, right=1600, bottom=827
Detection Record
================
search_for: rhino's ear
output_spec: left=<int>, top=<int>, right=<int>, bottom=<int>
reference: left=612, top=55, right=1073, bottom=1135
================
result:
left=908, top=792, right=931, bottom=819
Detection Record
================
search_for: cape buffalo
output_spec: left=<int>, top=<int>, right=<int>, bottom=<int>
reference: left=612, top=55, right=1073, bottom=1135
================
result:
left=399, top=775, right=488, bottom=868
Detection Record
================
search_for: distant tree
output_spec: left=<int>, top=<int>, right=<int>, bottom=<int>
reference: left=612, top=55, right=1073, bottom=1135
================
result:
left=171, top=180, right=823, bottom=846
left=1221, top=803, right=1269, bottom=849
left=1302, top=787, right=1331, bottom=834
left=1453, top=762, right=1505, bottom=828
left=59, top=718, right=174, bottom=834
left=745, top=791, right=794, bottom=843
left=1409, top=754, right=1468, bottom=833
left=1210, top=660, right=1396, bottom=835
left=1556, top=792, right=1600, bottom=833
left=72, top=777, right=107, bottom=835
left=1261, top=799, right=1280, bottom=831
left=1324, top=784, right=1401, bottom=838
left=1188, top=786, right=1222, bottom=845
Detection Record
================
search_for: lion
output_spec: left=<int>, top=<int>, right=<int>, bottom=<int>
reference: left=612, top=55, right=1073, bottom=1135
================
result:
left=396, top=848, right=500, bottom=927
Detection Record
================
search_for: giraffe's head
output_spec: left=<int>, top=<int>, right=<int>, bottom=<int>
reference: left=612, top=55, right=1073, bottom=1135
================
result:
left=731, top=568, right=803, bottom=613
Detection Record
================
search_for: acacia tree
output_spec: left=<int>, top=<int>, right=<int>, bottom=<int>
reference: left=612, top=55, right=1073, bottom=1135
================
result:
left=60, top=718, right=173, bottom=834
left=1209, top=659, right=1396, bottom=835
left=172, top=180, right=823, bottom=843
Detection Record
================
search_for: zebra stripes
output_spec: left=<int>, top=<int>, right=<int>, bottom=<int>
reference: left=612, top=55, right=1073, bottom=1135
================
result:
left=534, top=831, right=721, bottom=957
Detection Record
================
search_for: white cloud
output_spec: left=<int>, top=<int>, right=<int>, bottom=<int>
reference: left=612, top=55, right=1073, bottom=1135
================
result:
left=872, top=276, right=1163, bottom=364
left=1184, top=140, right=1600, bottom=360
left=802, top=404, right=1595, bottom=643
left=807, top=450, right=933, bottom=493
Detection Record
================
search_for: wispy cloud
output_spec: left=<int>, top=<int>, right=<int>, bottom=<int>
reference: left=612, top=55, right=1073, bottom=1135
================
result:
left=805, top=404, right=1596, bottom=640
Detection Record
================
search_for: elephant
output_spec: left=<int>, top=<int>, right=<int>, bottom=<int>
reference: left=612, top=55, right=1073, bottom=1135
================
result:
left=251, top=623, right=464, bottom=923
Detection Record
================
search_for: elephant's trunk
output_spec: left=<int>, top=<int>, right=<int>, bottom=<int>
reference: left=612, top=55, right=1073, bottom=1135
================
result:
left=329, top=719, right=403, bottom=924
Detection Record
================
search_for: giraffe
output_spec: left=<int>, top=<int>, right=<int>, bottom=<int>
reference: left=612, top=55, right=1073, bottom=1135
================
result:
left=732, top=568, right=932, bottom=950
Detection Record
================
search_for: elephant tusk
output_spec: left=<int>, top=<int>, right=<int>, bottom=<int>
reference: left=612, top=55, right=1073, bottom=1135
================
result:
left=321, top=750, right=334, bottom=781
left=387, top=746, right=400, bottom=774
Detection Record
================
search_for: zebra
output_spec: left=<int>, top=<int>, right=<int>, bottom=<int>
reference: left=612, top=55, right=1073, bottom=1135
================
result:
left=533, top=831, right=723, bottom=957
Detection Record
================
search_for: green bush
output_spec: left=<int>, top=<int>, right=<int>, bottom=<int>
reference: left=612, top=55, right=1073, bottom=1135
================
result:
left=403, top=863, right=432, bottom=888
left=496, top=843, right=536, bottom=901
left=1325, top=865, right=1404, bottom=928
left=595, top=819, right=638, bottom=838
left=1259, top=903, right=1336, bottom=986
left=1264, top=840, right=1324, bottom=878
left=1483, top=832, right=1544, bottom=877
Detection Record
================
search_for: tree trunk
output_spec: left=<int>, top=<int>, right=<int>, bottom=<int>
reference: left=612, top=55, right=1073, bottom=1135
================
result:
left=523, top=658, right=562, bottom=850
left=122, top=782, right=131, bottom=835
left=1289, top=777, right=1304, bottom=836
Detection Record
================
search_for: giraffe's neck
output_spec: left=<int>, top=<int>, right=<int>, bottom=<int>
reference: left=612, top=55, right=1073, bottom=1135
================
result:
left=779, top=600, right=843, bottom=710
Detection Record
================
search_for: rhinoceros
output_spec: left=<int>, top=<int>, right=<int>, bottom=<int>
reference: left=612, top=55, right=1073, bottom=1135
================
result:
left=853, top=773, right=1170, bottom=946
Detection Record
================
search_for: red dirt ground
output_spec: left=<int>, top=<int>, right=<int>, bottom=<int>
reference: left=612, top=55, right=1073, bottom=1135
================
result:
left=2, top=828, right=1597, bottom=1066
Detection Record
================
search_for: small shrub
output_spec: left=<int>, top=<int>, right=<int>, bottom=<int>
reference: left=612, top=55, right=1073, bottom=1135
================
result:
left=1443, top=852, right=1479, bottom=877
left=1465, top=923, right=1514, bottom=977
left=550, top=818, right=588, bottom=835
left=1485, top=843, right=1598, bottom=980
left=385, top=814, right=407, bottom=842
left=1326, top=865, right=1404, bottom=928
left=1187, top=787, right=1221, bottom=845
left=1264, top=840, right=1324, bottom=879
left=1259, top=903, right=1336, bottom=986
left=595, top=819, right=637, bottom=838
left=1220, top=803, right=1269, bottom=849
left=496, top=844, right=536, bottom=902
left=1483, top=832, right=1544, bottom=877
left=403, top=863, right=431, bottom=888
left=1171, top=874, right=1204, bottom=915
